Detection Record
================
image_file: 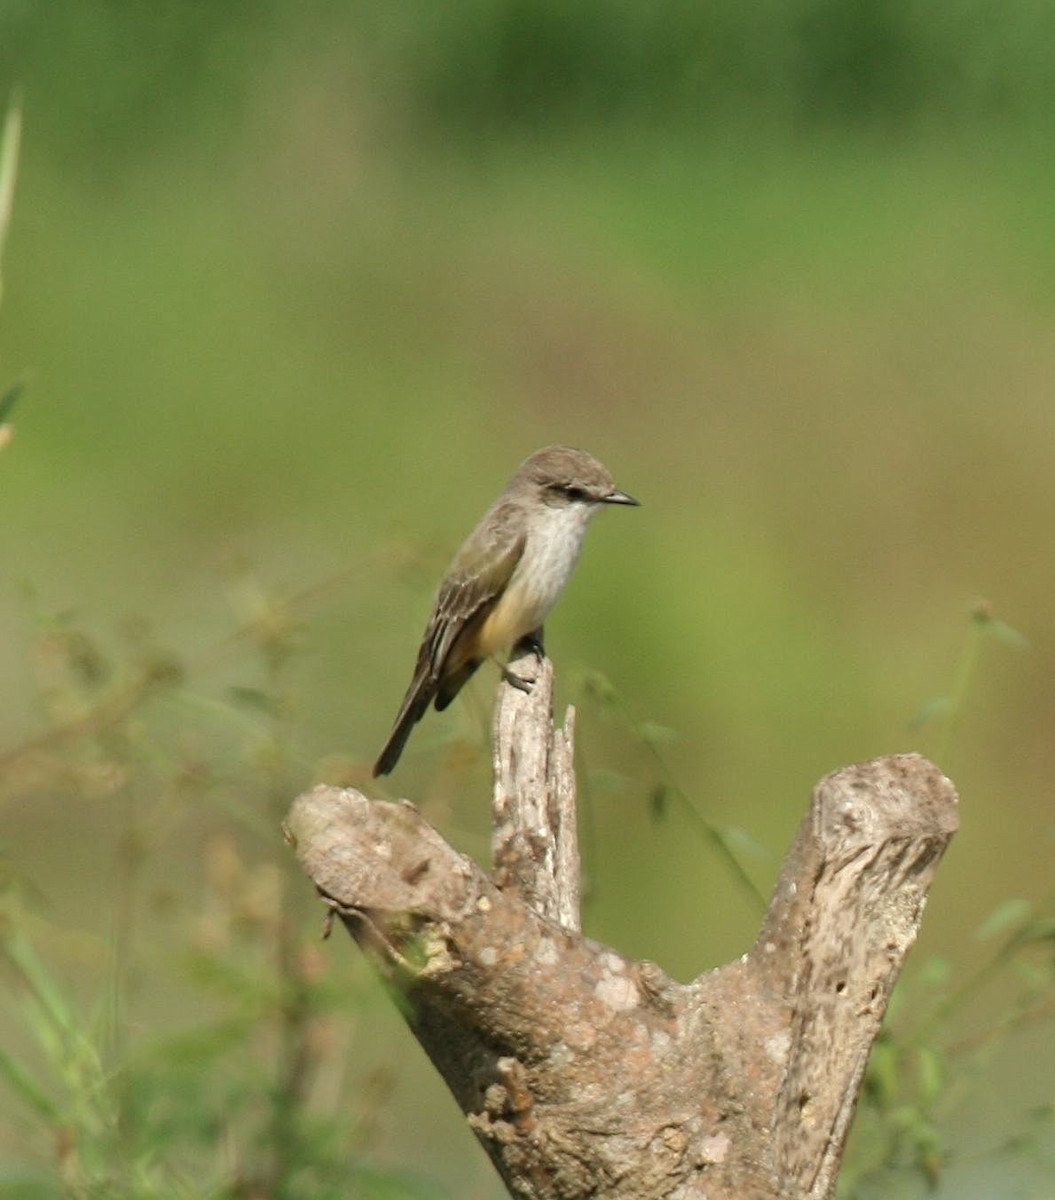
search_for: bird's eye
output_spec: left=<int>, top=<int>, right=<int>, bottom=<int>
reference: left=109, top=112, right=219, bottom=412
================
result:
left=558, top=484, right=586, bottom=501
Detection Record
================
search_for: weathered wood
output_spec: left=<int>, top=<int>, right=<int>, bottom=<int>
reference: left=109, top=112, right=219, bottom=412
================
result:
left=490, top=649, right=579, bottom=932
left=759, top=756, right=959, bottom=1196
left=288, top=671, right=958, bottom=1199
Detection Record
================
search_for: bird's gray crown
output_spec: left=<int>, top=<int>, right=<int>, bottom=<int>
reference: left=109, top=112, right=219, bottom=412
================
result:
left=511, top=445, right=639, bottom=508
left=513, top=445, right=621, bottom=506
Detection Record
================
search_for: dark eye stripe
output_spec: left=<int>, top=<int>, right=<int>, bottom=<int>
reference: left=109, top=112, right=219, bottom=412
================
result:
left=549, top=483, right=586, bottom=501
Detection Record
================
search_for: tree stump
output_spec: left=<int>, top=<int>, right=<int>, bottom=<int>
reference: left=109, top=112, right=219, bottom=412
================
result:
left=286, top=650, right=958, bottom=1199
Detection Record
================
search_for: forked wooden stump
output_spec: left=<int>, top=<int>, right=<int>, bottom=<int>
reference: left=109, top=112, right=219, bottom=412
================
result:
left=287, top=651, right=958, bottom=1199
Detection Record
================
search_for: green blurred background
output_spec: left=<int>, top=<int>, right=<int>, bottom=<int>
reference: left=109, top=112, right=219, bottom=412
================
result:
left=2, top=2, right=1055, bottom=1196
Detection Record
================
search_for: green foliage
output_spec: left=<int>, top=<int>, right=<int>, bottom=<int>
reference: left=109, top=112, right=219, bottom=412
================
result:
left=912, top=601, right=1028, bottom=769
left=842, top=608, right=1055, bottom=1195
left=3, top=6, right=1055, bottom=1196
left=0, top=98, right=20, bottom=455
left=837, top=594, right=1055, bottom=1196
left=841, top=893, right=1055, bottom=1197
left=575, top=665, right=767, bottom=912
left=0, top=591, right=444, bottom=1200
left=2, top=559, right=1054, bottom=1197
left=572, top=618, right=1055, bottom=1199
left=9, top=0, right=1055, bottom=173
left=357, top=0, right=1055, bottom=137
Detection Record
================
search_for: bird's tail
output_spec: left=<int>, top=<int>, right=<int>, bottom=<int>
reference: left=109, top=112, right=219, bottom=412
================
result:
left=372, top=674, right=435, bottom=777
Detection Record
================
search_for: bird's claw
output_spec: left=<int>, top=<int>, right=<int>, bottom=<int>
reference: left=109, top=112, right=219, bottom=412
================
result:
left=501, top=665, right=535, bottom=693
left=513, top=630, right=546, bottom=662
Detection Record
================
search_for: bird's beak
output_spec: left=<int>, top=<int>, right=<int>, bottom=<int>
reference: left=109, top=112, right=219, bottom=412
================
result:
left=603, top=489, right=640, bottom=506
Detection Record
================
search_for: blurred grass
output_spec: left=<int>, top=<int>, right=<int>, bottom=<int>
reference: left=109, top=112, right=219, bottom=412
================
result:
left=2, top=3, right=1055, bottom=1196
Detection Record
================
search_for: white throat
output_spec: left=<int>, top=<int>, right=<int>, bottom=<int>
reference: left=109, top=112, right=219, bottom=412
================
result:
left=506, top=501, right=597, bottom=633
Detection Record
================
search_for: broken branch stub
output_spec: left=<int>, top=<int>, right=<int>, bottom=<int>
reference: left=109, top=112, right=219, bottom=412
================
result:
left=490, top=649, right=580, bottom=931
left=288, top=669, right=958, bottom=1199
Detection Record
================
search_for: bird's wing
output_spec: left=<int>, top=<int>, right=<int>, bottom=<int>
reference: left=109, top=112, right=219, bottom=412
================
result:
left=376, top=501, right=525, bottom=761
left=419, top=499, right=526, bottom=680
left=373, top=500, right=526, bottom=776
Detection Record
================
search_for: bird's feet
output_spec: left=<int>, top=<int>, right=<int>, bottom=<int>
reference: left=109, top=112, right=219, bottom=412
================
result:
left=502, top=630, right=546, bottom=692
left=500, top=664, right=535, bottom=693
left=515, top=630, right=546, bottom=662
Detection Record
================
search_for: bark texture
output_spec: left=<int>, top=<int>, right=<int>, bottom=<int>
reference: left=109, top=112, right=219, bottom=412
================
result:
left=288, top=652, right=958, bottom=1199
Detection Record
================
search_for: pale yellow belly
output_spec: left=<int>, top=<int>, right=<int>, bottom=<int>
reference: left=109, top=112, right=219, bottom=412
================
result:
left=475, top=577, right=547, bottom=659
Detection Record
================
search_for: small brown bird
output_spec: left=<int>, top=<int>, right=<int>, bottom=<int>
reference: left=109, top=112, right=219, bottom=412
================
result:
left=373, top=445, right=639, bottom=776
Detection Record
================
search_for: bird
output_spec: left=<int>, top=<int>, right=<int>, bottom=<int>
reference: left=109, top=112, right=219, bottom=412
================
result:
left=373, top=445, right=639, bottom=776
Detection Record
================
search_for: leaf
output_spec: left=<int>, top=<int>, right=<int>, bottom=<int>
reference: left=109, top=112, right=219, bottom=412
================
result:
left=64, top=629, right=110, bottom=690
left=0, top=98, right=21, bottom=269
left=721, top=825, right=771, bottom=862
left=975, top=897, right=1032, bottom=941
left=864, top=1036, right=899, bottom=1109
left=909, top=695, right=951, bottom=730
left=1010, top=958, right=1048, bottom=988
left=587, top=768, right=629, bottom=793
left=576, top=668, right=616, bottom=706
left=649, top=783, right=669, bottom=821
left=0, top=1044, right=59, bottom=1120
left=1023, top=915, right=1055, bottom=943
left=227, top=686, right=280, bottom=716
left=0, top=378, right=22, bottom=425
left=0, top=376, right=27, bottom=452
left=969, top=600, right=1028, bottom=649
left=984, top=618, right=1029, bottom=651
left=916, top=1045, right=944, bottom=1108
left=917, top=955, right=951, bottom=989
left=638, top=721, right=678, bottom=748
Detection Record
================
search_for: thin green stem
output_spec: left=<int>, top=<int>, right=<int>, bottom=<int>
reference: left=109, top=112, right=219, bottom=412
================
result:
left=584, top=680, right=766, bottom=913
left=936, top=607, right=985, bottom=767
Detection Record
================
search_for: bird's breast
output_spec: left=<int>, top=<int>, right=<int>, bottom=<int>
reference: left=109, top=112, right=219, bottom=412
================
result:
left=476, top=505, right=591, bottom=657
